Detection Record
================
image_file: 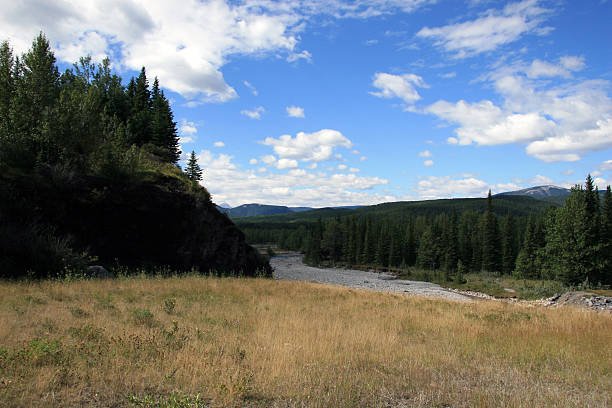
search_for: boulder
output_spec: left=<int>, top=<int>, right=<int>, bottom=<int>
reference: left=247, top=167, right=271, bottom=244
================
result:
left=87, top=265, right=114, bottom=279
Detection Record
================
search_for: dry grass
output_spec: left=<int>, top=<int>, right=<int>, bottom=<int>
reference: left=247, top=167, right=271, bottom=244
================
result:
left=0, top=276, right=610, bottom=407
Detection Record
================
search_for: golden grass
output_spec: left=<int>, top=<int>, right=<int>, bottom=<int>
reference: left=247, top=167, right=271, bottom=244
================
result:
left=0, top=276, right=610, bottom=407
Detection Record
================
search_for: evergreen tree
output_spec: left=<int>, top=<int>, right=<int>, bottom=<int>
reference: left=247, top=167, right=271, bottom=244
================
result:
left=443, top=211, right=458, bottom=272
left=151, top=77, right=181, bottom=163
left=602, top=186, right=612, bottom=284
left=514, top=215, right=540, bottom=279
left=0, top=41, right=15, bottom=135
left=185, top=150, right=202, bottom=182
left=481, top=190, right=501, bottom=272
left=417, top=225, right=438, bottom=270
left=501, top=214, right=516, bottom=274
left=129, top=67, right=152, bottom=145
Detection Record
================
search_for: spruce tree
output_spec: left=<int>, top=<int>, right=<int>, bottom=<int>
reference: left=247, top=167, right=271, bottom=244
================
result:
left=602, top=186, right=612, bottom=284
left=501, top=214, right=515, bottom=274
left=481, top=190, right=501, bottom=272
left=185, top=150, right=202, bottom=182
left=0, top=41, right=14, bottom=135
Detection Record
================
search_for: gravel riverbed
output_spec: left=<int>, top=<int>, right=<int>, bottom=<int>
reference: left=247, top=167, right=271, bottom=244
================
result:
left=271, top=252, right=471, bottom=302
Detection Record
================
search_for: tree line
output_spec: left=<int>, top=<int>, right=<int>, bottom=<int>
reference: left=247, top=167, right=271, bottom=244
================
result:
left=0, top=33, right=181, bottom=176
left=249, top=177, right=611, bottom=286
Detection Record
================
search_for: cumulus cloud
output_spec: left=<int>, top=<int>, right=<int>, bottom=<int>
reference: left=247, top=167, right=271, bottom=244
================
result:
left=179, top=119, right=197, bottom=144
left=261, top=129, right=352, bottom=162
left=286, top=106, right=305, bottom=118
left=370, top=72, right=427, bottom=104
left=337, top=164, right=347, bottom=170
left=419, top=150, right=432, bottom=157
left=213, top=141, right=225, bottom=147
left=241, top=106, right=265, bottom=119
left=249, top=158, right=258, bottom=165
left=529, top=174, right=553, bottom=185
left=187, top=149, right=392, bottom=207
left=417, top=0, right=551, bottom=58
left=425, top=55, right=612, bottom=162
left=600, top=160, right=612, bottom=171
left=415, top=176, right=490, bottom=199
left=277, top=158, right=299, bottom=169
left=423, top=160, right=434, bottom=166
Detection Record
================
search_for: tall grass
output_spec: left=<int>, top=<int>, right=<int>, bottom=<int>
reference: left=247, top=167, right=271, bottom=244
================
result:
left=0, top=276, right=610, bottom=407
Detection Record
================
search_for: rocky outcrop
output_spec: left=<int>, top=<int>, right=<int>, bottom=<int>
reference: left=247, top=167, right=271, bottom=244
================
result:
left=0, top=171, right=271, bottom=278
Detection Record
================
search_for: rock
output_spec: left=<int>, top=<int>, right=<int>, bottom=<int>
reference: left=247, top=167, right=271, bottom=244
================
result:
left=87, top=265, right=114, bottom=279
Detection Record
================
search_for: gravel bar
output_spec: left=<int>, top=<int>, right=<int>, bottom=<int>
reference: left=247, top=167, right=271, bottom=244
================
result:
left=272, top=253, right=471, bottom=302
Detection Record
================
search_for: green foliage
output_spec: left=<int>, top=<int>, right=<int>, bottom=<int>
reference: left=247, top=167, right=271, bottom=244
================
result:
left=127, top=392, right=207, bottom=408
left=131, top=309, right=159, bottom=328
left=185, top=150, right=202, bottom=182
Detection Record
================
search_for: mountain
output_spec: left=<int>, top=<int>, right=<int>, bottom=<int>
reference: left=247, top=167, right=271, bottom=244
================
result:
left=220, top=203, right=314, bottom=217
left=236, top=195, right=557, bottom=228
left=217, top=202, right=232, bottom=209
left=496, top=185, right=570, bottom=198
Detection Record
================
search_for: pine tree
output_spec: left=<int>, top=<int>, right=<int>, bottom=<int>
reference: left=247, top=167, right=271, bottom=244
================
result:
left=602, top=186, right=612, bottom=284
left=129, top=67, right=152, bottom=145
left=514, top=215, right=540, bottom=279
left=185, top=150, right=202, bottom=182
left=151, top=77, right=181, bottom=163
left=417, top=225, right=438, bottom=270
left=443, top=211, right=458, bottom=272
left=0, top=41, right=15, bottom=135
left=481, top=190, right=501, bottom=272
left=501, top=214, right=515, bottom=274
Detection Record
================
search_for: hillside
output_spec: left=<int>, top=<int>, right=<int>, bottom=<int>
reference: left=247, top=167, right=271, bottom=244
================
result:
left=0, top=34, right=270, bottom=278
left=236, top=194, right=556, bottom=227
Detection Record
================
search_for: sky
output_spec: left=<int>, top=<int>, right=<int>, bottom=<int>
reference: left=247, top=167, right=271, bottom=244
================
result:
left=2, top=0, right=612, bottom=207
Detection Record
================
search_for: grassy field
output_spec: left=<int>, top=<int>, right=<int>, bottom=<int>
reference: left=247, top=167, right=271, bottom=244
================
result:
left=0, top=276, right=610, bottom=407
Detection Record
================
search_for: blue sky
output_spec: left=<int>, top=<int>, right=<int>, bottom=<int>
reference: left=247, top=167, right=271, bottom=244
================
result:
left=2, top=0, right=612, bottom=206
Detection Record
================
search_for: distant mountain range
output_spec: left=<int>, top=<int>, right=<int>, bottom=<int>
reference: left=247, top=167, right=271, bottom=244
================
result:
left=216, top=203, right=361, bottom=218
left=495, top=185, right=571, bottom=205
left=219, top=185, right=602, bottom=218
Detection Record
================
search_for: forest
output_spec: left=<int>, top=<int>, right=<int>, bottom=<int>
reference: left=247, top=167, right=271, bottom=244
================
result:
left=241, top=180, right=612, bottom=287
left=0, top=33, right=270, bottom=278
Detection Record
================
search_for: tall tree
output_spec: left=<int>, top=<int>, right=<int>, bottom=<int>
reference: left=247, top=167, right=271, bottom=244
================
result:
left=0, top=41, right=14, bottom=135
left=602, top=186, right=612, bottom=284
left=481, top=190, right=501, bottom=272
left=151, top=77, right=180, bottom=163
left=501, top=214, right=516, bottom=274
left=185, top=150, right=202, bottom=182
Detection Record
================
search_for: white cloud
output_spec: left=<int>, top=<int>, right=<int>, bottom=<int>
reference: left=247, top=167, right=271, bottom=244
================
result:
left=440, top=72, right=456, bottom=79
left=188, top=149, right=392, bottom=207
left=419, top=150, right=432, bottom=157
left=415, top=176, right=490, bottom=199
left=337, top=164, right=347, bottom=170
left=425, top=56, right=612, bottom=162
left=287, top=50, right=312, bottom=63
left=426, top=99, right=555, bottom=146
left=249, top=158, right=258, bottom=165
left=364, top=39, right=378, bottom=46
left=261, top=155, right=277, bottom=165
left=417, top=0, right=551, bottom=58
left=592, top=171, right=602, bottom=177
left=529, top=174, right=553, bottom=185
left=1, top=0, right=442, bottom=104
left=213, top=141, right=225, bottom=147
left=349, top=167, right=360, bottom=172
left=560, top=55, right=586, bottom=72
left=423, top=159, right=434, bottom=166
left=286, top=106, right=305, bottom=118
left=600, top=160, right=612, bottom=171
left=261, top=129, right=352, bottom=162
left=277, top=158, right=299, bottom=169
left=562, top=169, right=574, bottom=176
left=370, top=72, right=427, bottom=104
left=241, top=106, right=265, bottom=120
left=360, top=156, right=367, bottom=161
left=179, top=119, right=197, bottom=144
left=243, top=80, right=258, bottom=96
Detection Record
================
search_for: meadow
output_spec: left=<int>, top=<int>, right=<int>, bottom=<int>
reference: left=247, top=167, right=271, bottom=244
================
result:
left=0, top=275, right=610, bottom=407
